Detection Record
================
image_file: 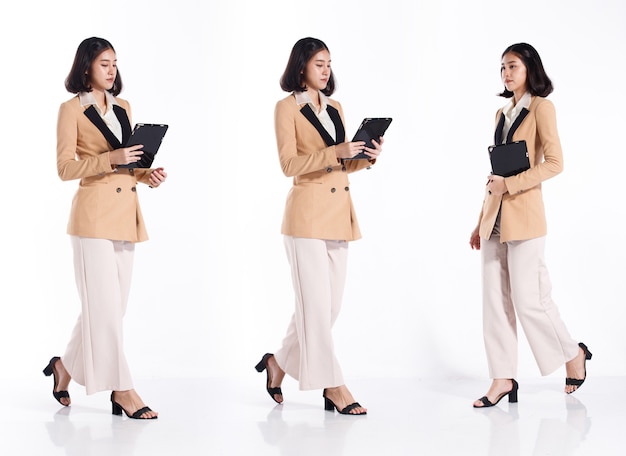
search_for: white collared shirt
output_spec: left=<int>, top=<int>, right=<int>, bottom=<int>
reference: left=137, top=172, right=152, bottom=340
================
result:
left=501, top=91, right=531, bottom=144
left=294, top=90, right=336, bottom=141
left=79, top=91, right=123, bottom=143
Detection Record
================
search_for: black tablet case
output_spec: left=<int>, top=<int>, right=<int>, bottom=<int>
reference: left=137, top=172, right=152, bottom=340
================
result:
left=346, top=117, right=392, bottom=159
left=118, top=123, right=168, bottom=169
left=489, top=140, right=530, bottom=177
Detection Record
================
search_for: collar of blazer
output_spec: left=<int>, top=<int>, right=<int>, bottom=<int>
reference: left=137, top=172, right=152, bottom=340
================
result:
left=299, top=103, right=346, bottom=146
left=83, top=104, right=132, bottom=149
left=494, top=107, right=530, bottom=145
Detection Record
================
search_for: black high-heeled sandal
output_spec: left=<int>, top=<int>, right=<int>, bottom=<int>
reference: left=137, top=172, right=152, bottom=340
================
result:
left=110, top=392, right=157, bottom=419
left=473, top=379, right=519, bottom=408
left=255, top=353, right=283, bottom=403
left=565, top=342, right=593, bottom=393
left=323, top=389, right=367, bottom=415
left=42, top=356, right=70, bottom=406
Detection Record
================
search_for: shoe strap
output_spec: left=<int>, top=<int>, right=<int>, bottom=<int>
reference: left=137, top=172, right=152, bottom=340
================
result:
left=476, top=396, right=494, bottom=407
left=340, top=402, right=364, bottom=414
left=130, top=406, right=155, bottom=419
left=565, top=377, right=585, bottom=386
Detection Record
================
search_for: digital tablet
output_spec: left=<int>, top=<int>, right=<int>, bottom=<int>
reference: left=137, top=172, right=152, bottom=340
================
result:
left=346, top=117, right=392, bottom=159
left=489, top=140, right=530, bottom=177
left=118, top=123, right=168, bottom=169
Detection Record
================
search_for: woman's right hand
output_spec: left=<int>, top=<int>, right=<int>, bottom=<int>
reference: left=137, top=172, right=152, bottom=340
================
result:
left=335, top=141, right=366, bottom=159
left=109, top=144, right=144, bottom=165
left=469, top=225, right=481, bottom=250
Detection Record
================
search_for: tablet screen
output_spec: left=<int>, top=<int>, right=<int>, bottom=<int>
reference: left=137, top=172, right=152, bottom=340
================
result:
left=347, top=117, right=392, bottom=159
left=119, top=123, right=168, bottom=168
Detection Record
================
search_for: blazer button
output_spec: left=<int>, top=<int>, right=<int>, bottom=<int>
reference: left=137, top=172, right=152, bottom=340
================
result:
left=116, top=187, right=122, bottom=193
left=129, top=169, right=135, bottom=175
left=341, top=166, right=346, bottom=172
left=326, top=167, right=333, bottom=173
left=131, top=187, right=136, bottom=192
left=330, top=188, right=336, bottom=193
left=344, top=186, right=349, bottom=191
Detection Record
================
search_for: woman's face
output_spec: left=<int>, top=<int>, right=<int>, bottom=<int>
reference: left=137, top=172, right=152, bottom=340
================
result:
left=501, top=52, right=527, bottom=95
left=88, top=49, right=117, bottom=92
left=302, top=49, right=331, bottom=92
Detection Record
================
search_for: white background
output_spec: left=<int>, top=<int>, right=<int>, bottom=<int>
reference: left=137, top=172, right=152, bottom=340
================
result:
left=1, top=0, right=624, bottom=383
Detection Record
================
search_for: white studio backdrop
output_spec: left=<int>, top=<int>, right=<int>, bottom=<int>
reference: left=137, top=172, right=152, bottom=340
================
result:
left=0, top=0, right=624, bottom=383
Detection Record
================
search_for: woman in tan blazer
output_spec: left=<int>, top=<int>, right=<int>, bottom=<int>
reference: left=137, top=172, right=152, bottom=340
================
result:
left=43, top=37, right=166, bottom=419
left=469, top=43, right=592, bottom=408
left=255, top=37, right=383, bottom=415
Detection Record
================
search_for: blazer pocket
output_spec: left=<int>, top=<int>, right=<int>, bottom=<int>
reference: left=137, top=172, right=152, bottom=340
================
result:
left=294, top=177, right=323, bottom=185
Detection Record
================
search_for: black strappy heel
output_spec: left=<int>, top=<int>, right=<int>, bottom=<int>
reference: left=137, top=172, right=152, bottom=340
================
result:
left=473, top=379, right=519, bottom=408
left=255, top=353, right=283, bottom=403
left=323, top=389, right=367, bottom=415
left=110, top=392, right=157, bottom=419
left=565, top=342, right=593, bottom=393
left=42, top=356, right=70, bottom=406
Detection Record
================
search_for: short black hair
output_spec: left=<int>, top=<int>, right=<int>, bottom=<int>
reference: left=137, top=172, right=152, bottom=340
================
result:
left=499, top=43, right=553, bottom=98
left=280, top=37, right=335, bottom=96
left=65, top=37, right=123, bottom=96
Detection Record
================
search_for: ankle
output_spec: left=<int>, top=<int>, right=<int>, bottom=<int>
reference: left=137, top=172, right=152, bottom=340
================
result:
left=112, top=389, right=134, bottom=401
left=268, top=356, right=284, bottom=376
left=323, top=385, right=341, bottom=396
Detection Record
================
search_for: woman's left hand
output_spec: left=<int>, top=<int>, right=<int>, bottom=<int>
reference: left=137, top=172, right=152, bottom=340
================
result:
left=363, top=136, right=384, bottom=160
left=486, top=174, right=507, bottom=196
left=149, top=167, right=167, bottom=187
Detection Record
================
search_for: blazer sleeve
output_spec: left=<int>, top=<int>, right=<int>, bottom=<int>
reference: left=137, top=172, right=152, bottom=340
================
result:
left=504, top=99, right=563, bottom=194
left=344, top=157, right=374, bottom=173
left=275, top=99, right=340, bottom=177
left=116, top=98, right=153, bottom=185
left=111, top=100, right=157, bottom=187
left=56, top=102, right=113, bottom=181
left=333, top=101, right=375, bottom=173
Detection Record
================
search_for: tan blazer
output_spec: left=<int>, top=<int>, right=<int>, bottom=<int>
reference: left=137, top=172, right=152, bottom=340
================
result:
left=57, top=95, right=155, bottom=242
left=478, top=96, right=563, bottom=242
left=275, top=94, right=372, bottom=241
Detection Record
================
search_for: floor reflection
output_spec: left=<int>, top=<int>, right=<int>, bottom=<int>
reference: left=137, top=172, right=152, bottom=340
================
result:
left=474, top=394, right=591, bottom=456
left=532, top=395, right=591, bottom=455
left=45, top=406, right=150, bottom=456
left=257, top=404, right=361, bottom=455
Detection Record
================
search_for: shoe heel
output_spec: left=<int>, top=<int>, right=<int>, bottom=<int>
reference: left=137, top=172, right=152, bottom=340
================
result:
left=111, top=401, right=123, bottom=416
left=43, top=357, right=59, bottom=376
left=255, top=353, right=271, bottom=372
left=508, top=379, right=519, bottom=403
left=324, top=397, right=335, bottom=411
left=110, top=392, right=123, bottom=416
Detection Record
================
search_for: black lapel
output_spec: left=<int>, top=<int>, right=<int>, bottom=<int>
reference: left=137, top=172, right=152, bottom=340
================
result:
left=83, top=103, right=132, bottom=148
left=505, top=108, right=529, bottom=143
left=326, top=105, right=345, bottom=143
left=494, top=113, right=505, bottom=145
left=299, top=103, right=345, bottom=146
left=113, top=105, right=132, bottom=144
